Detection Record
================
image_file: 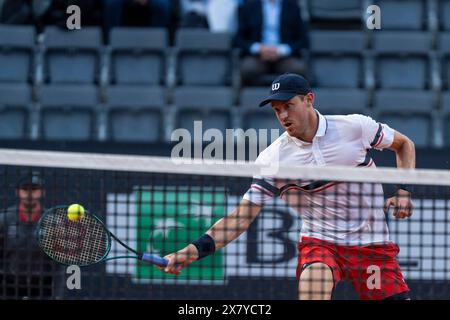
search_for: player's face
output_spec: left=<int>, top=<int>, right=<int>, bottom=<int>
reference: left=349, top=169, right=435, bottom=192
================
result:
left=271, top=94, right=314, bottom=137
left=17, top=186, right=44, bottom=210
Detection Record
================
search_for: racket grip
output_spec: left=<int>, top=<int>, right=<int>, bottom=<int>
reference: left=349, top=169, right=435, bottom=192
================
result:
left=141, top=253, right=168, bottom=267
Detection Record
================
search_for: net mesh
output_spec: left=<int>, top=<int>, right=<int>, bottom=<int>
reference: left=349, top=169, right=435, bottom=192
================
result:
left=1, top=149, right=450, bottom=300
left=38, top=207, right=110, bottom=266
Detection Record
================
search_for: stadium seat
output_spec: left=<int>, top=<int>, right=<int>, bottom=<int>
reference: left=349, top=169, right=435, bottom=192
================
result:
left=239, top=87, right=268, bottom=110
left=109, top=28, right=168, bottom=86
left=442, top=91, right=450, bottom=146
left=372, top=31, right=432, bottom=89
left=43, top=27, right=102, bottom=84
left=0, top=25, right=35, bottom=83
left=174, top=86, right=234, bottom=136
left=373, top=90, right=435, bottom=147
left=105, top=86, right=165, bottom=143
left=239, top=87, right=283, bottom=143
left=174, top=29, right=232, bottom=86
left=241, top=106, right=282, bottom=132
left=439, top=0, right=450, bottom=30
left=312, top=88, right=369, bottom=115
left=0, top=84, right=32, bottom=139
left=39, top=85, right=99, bottom=141
left=438, top=32, right=450, bottom=90
left=309, top=30, right=366, bottom=88
left=308, top=0, right=362, bottom=23
left=373, top=0, right=426, bottom=30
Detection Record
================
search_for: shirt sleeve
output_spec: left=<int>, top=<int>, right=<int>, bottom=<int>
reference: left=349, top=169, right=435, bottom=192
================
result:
left=242, top=148, right=281, bottom=206
left=359, top=115, right=395, bottom=151
left=243, top=177, right=280, bottom=206
left=276, top=44, right=292, bottom=57
left=250, top=42, right=261, bottom=55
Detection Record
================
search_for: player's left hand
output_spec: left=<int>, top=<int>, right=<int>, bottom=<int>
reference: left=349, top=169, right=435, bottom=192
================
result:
left=384, top=189, right=413, bottom=219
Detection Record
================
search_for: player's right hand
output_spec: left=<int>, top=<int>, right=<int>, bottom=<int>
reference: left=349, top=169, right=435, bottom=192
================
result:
left=384, top=189, right=414, bottom=219
left=159, top=244, right=199, bottom=275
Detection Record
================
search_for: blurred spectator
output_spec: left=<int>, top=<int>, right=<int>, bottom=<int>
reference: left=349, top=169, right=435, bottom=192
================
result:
left=0, top=0, right=52, bottom=25
left=41, top=0, right=102, bottom=29
left=0, top=172, right=62, bottom=299
left=178, top=0, right=241, bottom=32
left=0, top=0, right=101, bottom=32
left=235, top=0, right=309, bottom=86
left=179, top=0, right=209, bottom=28
left=104, top=0, right=171, bottom=32
left=207, top=0, right=241, bottom=33
left=0, top=0, right=33, bottom=24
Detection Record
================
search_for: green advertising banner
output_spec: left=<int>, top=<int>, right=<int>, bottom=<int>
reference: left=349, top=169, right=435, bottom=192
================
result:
left=135, top=186, right=226, bottom=282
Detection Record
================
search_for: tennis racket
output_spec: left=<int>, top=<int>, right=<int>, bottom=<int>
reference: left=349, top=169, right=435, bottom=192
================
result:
left=37, top=205, right=168, bottom=267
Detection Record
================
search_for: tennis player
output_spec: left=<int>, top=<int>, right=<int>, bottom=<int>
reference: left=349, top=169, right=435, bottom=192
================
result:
left=162, top=73, right=415, bottom=300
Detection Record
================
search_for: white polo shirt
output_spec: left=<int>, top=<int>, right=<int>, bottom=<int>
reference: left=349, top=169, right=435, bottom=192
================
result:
left=243, top=110, right=396, bottom=245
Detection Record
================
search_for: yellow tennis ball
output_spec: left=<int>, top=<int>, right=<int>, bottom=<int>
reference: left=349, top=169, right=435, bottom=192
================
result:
left=67, top=204, right=85, bottom=222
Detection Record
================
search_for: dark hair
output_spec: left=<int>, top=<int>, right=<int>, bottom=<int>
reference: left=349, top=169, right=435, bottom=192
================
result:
left=17, top=172, right=44, bottom=189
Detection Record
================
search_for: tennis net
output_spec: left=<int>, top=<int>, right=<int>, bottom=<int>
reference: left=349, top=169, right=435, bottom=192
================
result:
left=1, top=148, right=450, bottom=300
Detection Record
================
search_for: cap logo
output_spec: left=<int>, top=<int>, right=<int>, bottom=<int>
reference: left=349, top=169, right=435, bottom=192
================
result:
left=272, top=83, right=280, bottom=91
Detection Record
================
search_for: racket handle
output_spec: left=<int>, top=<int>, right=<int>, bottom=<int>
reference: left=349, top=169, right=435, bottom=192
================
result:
left=141, top=253, right=168, bottom=267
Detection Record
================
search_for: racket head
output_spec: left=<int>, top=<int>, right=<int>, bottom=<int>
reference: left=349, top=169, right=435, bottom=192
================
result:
left=37, top=205, right=112, bottom=267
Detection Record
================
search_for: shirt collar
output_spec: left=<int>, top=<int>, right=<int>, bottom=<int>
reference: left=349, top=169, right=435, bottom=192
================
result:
left=315, top=110, right=328, bottom=138
left=288, top=110, right=328, bottom=146
left=263, top=0, right=281, bottom=5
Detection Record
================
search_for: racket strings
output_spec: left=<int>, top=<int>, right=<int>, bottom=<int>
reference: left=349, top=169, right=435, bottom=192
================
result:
left=38, top=207, right=110, bottom=265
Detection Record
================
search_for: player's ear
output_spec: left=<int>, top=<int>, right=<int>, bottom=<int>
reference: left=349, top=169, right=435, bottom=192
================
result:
left=306, top=92, right=315, bottom=105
